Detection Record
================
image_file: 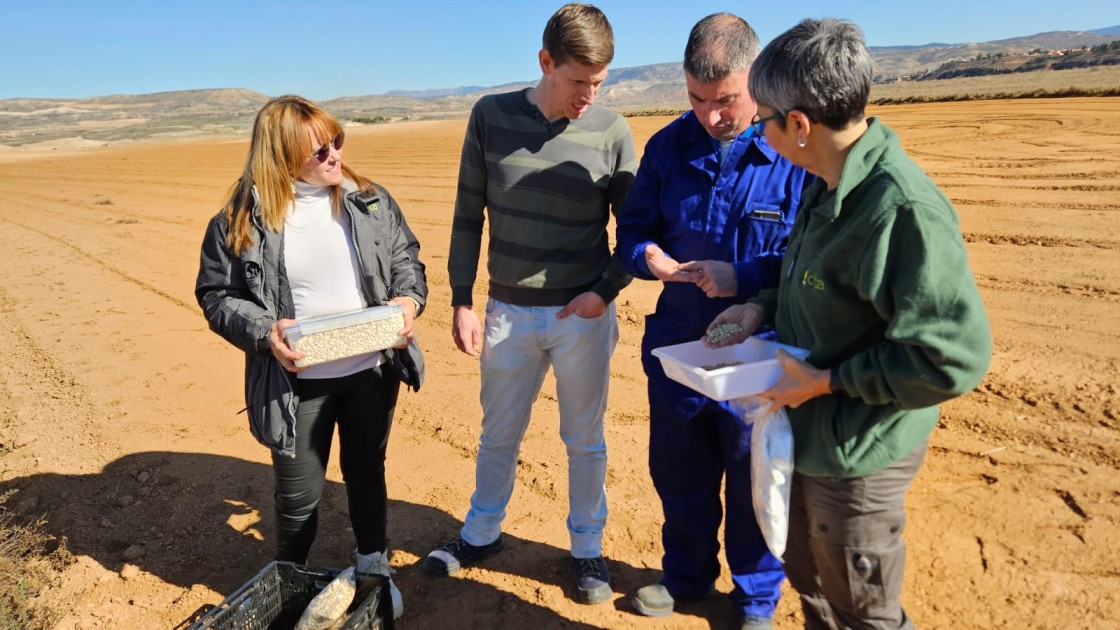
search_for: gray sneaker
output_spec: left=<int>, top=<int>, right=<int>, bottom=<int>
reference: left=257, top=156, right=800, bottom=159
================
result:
left=355, top=549, right=403, bottom=620
left=572, top=556, right=612, bottom=604
left=632, top=583, right=674, bottom=617
left=423, top=536, right=503, bottom=577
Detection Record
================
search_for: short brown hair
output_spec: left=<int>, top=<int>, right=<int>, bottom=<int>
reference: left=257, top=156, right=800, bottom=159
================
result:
left=542, top=3, right=614, bottom=67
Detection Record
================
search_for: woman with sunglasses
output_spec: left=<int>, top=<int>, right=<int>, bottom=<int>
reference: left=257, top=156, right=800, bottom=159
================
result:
left=705, top=19, right=990, bottom=629
left=196, top=94, right=426, bottom=619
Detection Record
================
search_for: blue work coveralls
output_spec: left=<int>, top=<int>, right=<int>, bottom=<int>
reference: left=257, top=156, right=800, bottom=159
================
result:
left=616, top=111, right=809, bottom=618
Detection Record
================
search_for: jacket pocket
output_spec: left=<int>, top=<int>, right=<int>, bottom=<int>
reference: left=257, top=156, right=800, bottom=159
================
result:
left=387, top=338, right=424, bottom=392
left=242, top=260, right=264, bottom=298
left=245, top=355, right=298, bottom=456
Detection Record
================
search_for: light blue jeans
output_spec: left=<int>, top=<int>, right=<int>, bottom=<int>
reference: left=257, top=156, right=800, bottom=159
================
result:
left=460, top=298, right=618, bottom=559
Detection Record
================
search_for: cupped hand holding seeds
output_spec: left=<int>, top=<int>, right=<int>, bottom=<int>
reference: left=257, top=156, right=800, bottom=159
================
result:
left=704, top=303, right=766, bottom=348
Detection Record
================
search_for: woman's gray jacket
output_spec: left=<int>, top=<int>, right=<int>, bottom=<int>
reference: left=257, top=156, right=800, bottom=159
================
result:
left=195, top=181, right=427, bottom=457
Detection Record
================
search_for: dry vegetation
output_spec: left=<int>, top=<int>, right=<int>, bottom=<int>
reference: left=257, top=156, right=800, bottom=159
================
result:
left=0, top=493, right=73, bottom=629
left=870, top=65, right=1120, bottom=104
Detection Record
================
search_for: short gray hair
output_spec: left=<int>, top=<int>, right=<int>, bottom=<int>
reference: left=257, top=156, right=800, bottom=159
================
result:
left=749, top=18, right=871, bottom=129
left=683, top=13, right=759, bottom=83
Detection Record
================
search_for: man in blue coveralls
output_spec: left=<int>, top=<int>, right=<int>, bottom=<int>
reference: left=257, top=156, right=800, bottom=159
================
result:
left=616, top=13, right=810, bottom=629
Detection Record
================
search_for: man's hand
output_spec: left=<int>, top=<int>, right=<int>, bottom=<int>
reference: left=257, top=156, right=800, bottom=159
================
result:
left=679, top=260, right=736, bottom=298
left=269, top=319, right=306, bottom=373
left=452, top=305, right=482, bottom=356
left=703, top=303, right=765, bottom=347
left=557, top=292, right=607, bottom=319
left=644, top=244, right=699, bottom=283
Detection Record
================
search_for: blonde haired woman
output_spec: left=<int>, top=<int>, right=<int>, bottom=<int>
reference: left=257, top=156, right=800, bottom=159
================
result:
left=196, top=95, right=426, bottom=619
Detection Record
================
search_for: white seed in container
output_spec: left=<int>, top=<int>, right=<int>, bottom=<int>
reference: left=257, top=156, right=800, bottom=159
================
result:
left=290, top=311, right=405, bottom=368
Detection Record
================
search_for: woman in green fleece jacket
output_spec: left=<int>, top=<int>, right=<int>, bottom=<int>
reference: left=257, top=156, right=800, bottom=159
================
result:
left=706, top=18, right=991, bottom=629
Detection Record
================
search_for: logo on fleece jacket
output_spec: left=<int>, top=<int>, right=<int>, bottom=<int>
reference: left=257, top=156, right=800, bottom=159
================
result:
left=801, top=269, right=825, bottom=291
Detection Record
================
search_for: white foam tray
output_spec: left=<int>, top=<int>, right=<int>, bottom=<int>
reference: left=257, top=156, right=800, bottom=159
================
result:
left=651, top=337, right=810, bottom=401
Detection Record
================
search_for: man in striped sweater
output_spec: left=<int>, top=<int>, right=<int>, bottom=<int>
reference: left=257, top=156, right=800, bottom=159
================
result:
left=422, top=3, right=637, bottom=606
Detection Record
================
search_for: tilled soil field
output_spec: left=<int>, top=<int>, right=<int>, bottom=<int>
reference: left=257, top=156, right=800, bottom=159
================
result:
left=0, top=97, right=1117, bottom=629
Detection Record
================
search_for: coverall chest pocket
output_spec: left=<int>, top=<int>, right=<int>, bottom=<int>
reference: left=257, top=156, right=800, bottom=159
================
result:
left=738, top=204, right=790, bottom=258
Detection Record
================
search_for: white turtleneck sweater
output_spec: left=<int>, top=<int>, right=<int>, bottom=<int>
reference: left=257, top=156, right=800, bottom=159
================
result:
left=284, top=181, right=384, bottom=379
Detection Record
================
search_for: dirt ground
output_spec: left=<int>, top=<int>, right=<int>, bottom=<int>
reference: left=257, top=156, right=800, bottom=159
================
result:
left=0, top=97, right=1117, bottom=629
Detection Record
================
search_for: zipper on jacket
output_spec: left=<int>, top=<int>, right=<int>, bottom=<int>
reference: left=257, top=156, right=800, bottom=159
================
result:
left=786, top=212, right=810, bottom=279
left=344, top=196, right=377, bottom=308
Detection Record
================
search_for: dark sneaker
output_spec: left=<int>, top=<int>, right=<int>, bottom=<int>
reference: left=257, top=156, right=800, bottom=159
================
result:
left=423, top=536, right=503, bottom=577
left=572, top=556, right=612, bottom=604
left=739, top=614, right=775, bottom=630
left=632, top=583, right=674, bottom=617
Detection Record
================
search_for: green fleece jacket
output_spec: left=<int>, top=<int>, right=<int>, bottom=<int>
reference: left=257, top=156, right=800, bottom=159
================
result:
left=752, top=118, right=991, bottom=477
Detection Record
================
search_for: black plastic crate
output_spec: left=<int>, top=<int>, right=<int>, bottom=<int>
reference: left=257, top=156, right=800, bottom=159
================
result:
left=188, top=561, right=393, bottom=630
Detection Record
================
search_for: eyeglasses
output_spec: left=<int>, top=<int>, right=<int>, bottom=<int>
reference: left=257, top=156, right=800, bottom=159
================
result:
left=311, top=133, right=344, bottom=162
left=748, top=112, right=783, bottom=136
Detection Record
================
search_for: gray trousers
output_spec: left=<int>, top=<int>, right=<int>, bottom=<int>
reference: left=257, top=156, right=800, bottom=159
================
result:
left=785, top=440, right=928, bottom=630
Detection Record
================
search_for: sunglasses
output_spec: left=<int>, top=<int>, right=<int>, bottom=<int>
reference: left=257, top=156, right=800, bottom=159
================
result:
left=311, top=133, right=345, bottom=162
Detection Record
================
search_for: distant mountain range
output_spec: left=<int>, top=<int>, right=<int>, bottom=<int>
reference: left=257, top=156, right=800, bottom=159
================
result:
left=1, top=26, right=1117, bottom=147
left=346, top=26, right=1120, bottom=104
left=868, top=26, right=1120, bottom=78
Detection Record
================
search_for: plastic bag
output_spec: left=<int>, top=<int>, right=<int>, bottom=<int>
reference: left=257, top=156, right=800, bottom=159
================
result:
left=734, top=396, right=794, bottom=561
left=294, top=566, right=357, bottom=630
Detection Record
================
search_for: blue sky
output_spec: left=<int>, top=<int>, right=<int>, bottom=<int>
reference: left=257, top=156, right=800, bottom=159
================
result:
left=4, top=0, right=1118, bottom=100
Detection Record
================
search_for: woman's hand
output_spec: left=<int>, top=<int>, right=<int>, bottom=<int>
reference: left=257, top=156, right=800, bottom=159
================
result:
left=269, top=319, right=306, bottom=373
left=388, top=296, right=419, bottom=349
left=756, top=350, right=831, bottom=413
left=704, top=303, right=765, bottom=347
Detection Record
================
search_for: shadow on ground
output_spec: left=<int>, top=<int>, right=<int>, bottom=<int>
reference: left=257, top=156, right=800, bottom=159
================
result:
left=2, top=451, right=714, bottom=627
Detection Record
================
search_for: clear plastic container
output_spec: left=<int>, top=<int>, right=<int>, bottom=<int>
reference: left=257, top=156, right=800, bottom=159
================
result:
left=651, top=337, right=811, bottom=401
left=283, top=305, right=405, bottom=368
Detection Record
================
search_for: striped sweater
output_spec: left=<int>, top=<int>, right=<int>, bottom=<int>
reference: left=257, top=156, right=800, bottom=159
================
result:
left=448, top=88, right=638, bottom=307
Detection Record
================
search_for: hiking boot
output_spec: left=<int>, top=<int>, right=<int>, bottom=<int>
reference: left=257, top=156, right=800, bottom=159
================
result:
left=423, top=535, right=503, bottom=577
left=739, top=614, right=775, bottom=630
left=572, top=556, right=612, bottom=604
left=632, top=583, right=674, bottom=617
left=355, top=549, right=403, bottom=620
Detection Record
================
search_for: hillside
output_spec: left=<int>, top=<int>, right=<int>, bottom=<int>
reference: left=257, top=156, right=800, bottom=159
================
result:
left=908, top=40, right=1120, bottom=81
left=869, top=28, right=1120, bottom=79
left=1, top=27, right=1118, bottom=147
left=0, top=88, right=269, bottom=147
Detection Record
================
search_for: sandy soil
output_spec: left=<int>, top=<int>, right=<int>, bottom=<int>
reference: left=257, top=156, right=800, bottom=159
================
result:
left=0, top=98, right=1118, bottom=629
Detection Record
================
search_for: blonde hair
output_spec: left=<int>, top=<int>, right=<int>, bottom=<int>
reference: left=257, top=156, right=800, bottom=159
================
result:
left=222, top=95, right=373, bottom=255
